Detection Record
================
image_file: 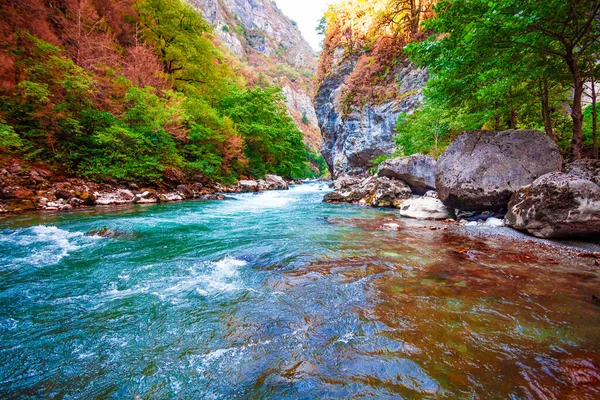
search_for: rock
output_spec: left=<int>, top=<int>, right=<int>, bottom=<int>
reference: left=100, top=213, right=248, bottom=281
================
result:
left=377, top=154, right=437, bottom=194
left=74, top=189, right=95, bottom=205
left=382, top=223, right=401, bottom=230
left=158, top=193, right=184, bottom=202
left=0, top=187, right=35, bottom=200
left=95, top=189, right=135, bottom=205
left=565, top=159, right=600, bottom=184
left=323, top=192, right=348, bottom=203
left=316, top=56, right=427, bottom=177
left=324, top=175, right=411, bottom=207
left=333, top=174, right=363, bottom=191
left=86, top=228, right=134, bottom=238
left=1, top=199, right=36, bottom=212
left=424, top=190, right=439, bottom=199
left=163, top=167, right=185, bottom=185
left=238, top=180, right=259, bottom=193
left=505, top=172, right=600, bottom=238
left=485, top=217, right=505, bottom=227
left=134, top=190, right=158, bottom=204
left=436, top=130, right=562, bottom=211
left=399, top=197, right=452, bottom=220
left=264, top=174, right=289, bottom=190
left=372, top=177, right=412, bottom=207
left=68, top=197, right=85, bottom=207
left=177, top=184, right=192, bottom=198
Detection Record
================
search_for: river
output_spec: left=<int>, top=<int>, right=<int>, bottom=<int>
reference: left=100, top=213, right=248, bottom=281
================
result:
left=0, top=182, right=599, bottom=398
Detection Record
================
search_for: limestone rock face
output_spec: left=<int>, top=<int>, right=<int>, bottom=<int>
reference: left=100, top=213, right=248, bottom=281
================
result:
left=436, top=130, right=562, bottom=211
left=377, top=154, right=437, bottom=195
left=316, top=57, right=427, bottom=178
left=399, top=197, right=452, bottom=220
left=188, top=0, right=321, bottom=149
left=505, top=172, right=600, bottom=238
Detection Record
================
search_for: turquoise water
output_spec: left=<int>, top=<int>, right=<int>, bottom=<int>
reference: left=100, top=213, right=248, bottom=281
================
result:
left=1, top=183, right=599, bottom=398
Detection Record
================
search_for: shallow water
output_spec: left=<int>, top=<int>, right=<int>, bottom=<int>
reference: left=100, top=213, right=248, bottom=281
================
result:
left=0, top=183, right=599, bottom=398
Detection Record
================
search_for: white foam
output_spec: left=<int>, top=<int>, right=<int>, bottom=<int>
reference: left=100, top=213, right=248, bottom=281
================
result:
left=161, top=256, right=248, bottom=298
left=226, top=190, right=296, bottom=212
left=4, top=226, right=85, bottom=267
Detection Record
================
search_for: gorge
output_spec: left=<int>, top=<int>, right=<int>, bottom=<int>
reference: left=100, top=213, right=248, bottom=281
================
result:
left=1, top=0, right=600, bottom=398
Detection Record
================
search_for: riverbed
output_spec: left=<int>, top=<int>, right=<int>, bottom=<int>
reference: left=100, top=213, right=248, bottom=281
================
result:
left=0, top=182, right=599, bottom=398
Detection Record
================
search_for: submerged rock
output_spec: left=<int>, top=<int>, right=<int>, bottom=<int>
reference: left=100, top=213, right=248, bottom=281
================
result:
left=399, top=197, right=452, bottom=220
left=86, top=228, right=135, bottom=239
left=436, top=130, right=562, bottom=211
left=505, top=172, right=600, bottom=238
left=377, top=154, right=437, bottom=195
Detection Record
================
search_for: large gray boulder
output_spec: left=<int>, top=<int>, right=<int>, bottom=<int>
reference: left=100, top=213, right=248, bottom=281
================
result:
left=436, top=130, right=562, bottom=211
left=377, top=154, right=437, bottom=195
left=264, top=174, right=289, bottom=190
left=505, top=172, right=600, bottom=238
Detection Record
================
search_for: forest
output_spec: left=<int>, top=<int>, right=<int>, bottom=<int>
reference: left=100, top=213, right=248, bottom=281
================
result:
left=0, top=0, right=318, bottom=184
left=318, top=0, right=600, bottom=161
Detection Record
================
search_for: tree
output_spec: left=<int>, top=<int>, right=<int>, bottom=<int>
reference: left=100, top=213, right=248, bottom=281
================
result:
left=135, top=0, right=236, bottom=103
left=408, top=0, right=600, bottom=159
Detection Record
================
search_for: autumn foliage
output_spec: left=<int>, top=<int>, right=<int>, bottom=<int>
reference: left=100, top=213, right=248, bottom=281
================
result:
left=0, top=0, right=315, bottom=182
left=317, top=0, right=434, bottom=107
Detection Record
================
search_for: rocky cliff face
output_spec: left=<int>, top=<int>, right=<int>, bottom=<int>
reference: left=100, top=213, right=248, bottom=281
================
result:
left=315, top=53, right=427, bottom=177
left=187, top=0, right=321, bottom=149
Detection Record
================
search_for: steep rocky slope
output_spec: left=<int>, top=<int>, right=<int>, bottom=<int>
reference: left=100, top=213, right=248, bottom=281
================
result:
left=316, top=55, right=426, bottom=177
left=314, top=1, right=432, bottom=177
left=188, top=0, right=321, bottom=149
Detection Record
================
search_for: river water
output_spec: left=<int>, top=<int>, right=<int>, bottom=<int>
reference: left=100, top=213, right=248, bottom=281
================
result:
left=0, top=183, right=599, bottom=398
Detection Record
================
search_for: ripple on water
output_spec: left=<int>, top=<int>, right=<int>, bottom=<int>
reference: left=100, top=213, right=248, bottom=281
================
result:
left=0, top=226, right=89, bottom=268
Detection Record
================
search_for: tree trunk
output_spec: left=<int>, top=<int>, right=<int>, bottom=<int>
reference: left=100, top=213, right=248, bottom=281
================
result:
left=541, top=78, right=554, bottom=140
left=592, top=76, right=598, bottom=159
left=567, top=53, right=584, bottom=160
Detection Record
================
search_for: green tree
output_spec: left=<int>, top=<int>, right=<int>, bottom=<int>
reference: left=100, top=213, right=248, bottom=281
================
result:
left=219, top=86, right=308, bottom=178
left=136, top=0, right=236, bottom=103
left=408, top=0, right=600, bottom=159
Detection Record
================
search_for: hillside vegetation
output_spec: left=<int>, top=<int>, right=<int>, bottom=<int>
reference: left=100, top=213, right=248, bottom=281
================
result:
left=0, top=0, right=319, bottom=184
left=318, top=0, right=600, bottom=160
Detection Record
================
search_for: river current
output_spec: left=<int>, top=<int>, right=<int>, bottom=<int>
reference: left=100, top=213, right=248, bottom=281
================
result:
left=0, top=183, right=599, bottom=398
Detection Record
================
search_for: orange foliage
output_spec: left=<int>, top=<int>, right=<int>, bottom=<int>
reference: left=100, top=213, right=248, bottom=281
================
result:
left=316, top=0, right=435, bottom=107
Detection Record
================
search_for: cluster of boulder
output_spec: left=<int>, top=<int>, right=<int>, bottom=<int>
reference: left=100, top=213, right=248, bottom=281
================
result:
left=0, top=162, right=292, bottom=214
left=324, top=153, right=451, bottom=220
left=325, top=129, right=600, bottom=239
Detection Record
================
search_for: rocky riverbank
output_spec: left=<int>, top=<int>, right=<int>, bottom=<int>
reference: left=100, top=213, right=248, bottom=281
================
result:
left=324, top=130, right=600, bottom=241
left=0, top=159, right=294, bottom=214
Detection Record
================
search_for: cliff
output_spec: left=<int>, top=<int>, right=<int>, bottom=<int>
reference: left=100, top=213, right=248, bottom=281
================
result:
left=314, top=1, right=431, bottom=177
left=187, top=0, right=322, bottom=150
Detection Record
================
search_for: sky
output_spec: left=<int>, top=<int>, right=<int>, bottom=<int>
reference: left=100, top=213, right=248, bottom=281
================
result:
left=274, top=0, right=337, bottom=51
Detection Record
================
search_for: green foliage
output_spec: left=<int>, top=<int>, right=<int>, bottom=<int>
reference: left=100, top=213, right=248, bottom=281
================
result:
left=301, top=112, right=309, bottom=125
left=306, top=150, right=328, bottom=177
left=136, top=0, right=235, bottom=103
left=1, top=1, right=313, bottom=185
left=0, top=121, right=22, bottom=150
left=406, top=0, right=600, bottom=158
left=220, top=86, right=308, bottom=178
